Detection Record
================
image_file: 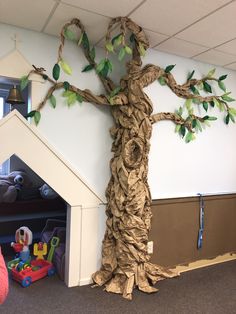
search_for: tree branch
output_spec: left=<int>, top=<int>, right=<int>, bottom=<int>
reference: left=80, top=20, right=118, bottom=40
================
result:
left=29, top=69, right=128, bottom=111
left=58, top=18, right=116, bottom=94
left=105, top=17, right=149, bottom=73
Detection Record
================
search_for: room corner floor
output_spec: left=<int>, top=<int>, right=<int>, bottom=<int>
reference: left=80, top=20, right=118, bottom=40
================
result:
left=1, top=260, right=236, bottom=314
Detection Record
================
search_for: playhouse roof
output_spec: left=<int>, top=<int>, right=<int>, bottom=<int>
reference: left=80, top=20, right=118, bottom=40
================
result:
left=0, top=110, right=103, bottom=206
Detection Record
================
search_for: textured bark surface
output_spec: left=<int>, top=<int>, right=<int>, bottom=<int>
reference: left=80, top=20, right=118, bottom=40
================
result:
left=92, top=68, right=178, bottom=300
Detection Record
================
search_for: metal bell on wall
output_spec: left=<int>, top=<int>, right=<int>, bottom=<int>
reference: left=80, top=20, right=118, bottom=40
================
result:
left=6, top=85, right=25, bottom=105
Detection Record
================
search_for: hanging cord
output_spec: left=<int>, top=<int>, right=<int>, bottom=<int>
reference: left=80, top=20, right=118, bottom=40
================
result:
left=197, top=193, right=205, bottom=249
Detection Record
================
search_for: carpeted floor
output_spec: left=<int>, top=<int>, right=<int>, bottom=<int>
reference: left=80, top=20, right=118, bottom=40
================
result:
left=1, top=260, right=235, bottom=314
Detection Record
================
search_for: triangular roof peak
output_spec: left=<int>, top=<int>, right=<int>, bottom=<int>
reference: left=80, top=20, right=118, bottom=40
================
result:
left=0, top=110, right=103, bottom=206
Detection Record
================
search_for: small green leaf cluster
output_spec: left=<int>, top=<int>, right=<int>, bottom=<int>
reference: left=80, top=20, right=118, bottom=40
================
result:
left=26, top=110, right=41, bottom=125
left=52, top=59, right=73, bottom=80
left=96, top=58, right=113, bottom=78
left=62, top=89, right=83, bottom=106
left=158, top=64, right=176, bottom=85
left=20, top=75, right=30, bottom=91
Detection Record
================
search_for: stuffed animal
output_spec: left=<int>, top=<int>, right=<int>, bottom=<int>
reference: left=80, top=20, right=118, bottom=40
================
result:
left=39, top=183, right=58, bottom=199
left=0, top=171, right=31, bottom=203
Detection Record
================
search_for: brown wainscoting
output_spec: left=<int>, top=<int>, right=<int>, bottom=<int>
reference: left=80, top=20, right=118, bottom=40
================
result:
left=149, top=194, right=236, bottom=267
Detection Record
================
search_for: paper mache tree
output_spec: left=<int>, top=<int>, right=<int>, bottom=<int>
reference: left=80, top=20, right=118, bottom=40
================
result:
left=21, top=17, right=236, bottom=300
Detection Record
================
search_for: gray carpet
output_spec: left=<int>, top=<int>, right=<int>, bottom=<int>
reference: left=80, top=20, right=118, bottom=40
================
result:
left=1, top=260, right=235, bottom=314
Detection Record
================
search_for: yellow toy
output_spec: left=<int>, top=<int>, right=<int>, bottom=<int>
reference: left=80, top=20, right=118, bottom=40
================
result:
left=33, top=242, right=47, bottom=260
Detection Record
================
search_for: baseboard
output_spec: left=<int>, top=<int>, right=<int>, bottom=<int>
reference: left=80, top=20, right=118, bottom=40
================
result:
left=78, top=253, right=236, bottom=286
left=175, top=252, right=236, bottom=273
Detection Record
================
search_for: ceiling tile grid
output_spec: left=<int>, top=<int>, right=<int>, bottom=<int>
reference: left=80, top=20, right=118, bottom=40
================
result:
left=44, top=3, right=111, bottom=44
left=154, top=38, right=209, bottom=58
left=0, top=0, right=57, bottom=31
left=0, top=0, right=236, bottom=69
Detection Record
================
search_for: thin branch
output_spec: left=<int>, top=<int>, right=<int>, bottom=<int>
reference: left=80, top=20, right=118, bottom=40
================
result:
left=29, top=70, right=128, bottom=111
left=58, top=18, right=115, bottom=94
left=105, top=17, right=149, bottom=73
left=150, top=112, right=206, bottom=132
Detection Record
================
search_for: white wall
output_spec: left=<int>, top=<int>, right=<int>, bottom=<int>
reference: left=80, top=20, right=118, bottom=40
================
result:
left=1, top=22, right=236, bottom=200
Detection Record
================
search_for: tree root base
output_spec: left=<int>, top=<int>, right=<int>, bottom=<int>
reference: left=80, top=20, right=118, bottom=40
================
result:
left=92, top=262, right=179, bottom=300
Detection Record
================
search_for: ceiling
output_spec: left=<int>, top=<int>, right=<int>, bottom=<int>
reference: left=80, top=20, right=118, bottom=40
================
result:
left=0, top=0, right=236, bottom=70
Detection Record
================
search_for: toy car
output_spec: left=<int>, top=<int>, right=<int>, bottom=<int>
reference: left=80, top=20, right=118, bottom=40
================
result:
left=10, top=259, right=56, bottom=287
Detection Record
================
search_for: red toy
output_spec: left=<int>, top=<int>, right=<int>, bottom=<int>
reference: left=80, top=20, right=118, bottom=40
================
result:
left=10, top=259, right=55, bottom=287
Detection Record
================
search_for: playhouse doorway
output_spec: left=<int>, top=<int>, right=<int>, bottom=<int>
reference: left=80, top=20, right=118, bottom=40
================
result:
left=0, top=155, right=67, bottom=281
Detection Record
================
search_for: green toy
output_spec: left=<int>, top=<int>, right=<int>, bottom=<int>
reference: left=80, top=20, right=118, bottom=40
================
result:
left=47, top=236, right=60, bottom=262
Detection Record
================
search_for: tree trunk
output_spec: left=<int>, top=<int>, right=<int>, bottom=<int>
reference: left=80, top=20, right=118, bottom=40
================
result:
left=92, top=79, right=178, bottom=300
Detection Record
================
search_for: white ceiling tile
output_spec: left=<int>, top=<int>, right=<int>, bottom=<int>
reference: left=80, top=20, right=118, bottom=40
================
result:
left=44, top=3, right=111, bottom=44
left=61, top=0, right=143, bottom=17
left=0, top=0, right=56, bottom=31
left=144, top=30, right=168, bottom=48
left=154, top=37, right=208, bottom=58
left=177, top=1, right=236, bottom=47
left=193, top=49, right=236, bottom=66
left=216, top=38, right=236, bottom=56
left=224, top=62, right=236, bottom=70
left=130, top=0, right=230, bottom=36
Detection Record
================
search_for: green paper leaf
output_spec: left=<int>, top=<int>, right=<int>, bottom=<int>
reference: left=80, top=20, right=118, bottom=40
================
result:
left=196, top=120, right=202, bottom=132
left=185, top=131, right=194, bottom=143
left=208, top=116, right=217, bottom=121
left=89, top=47, right=96, bottom=60
left=158, top=76, right=166, bottom=85
left=203, top=101, right=208, bottom=112
left=26, top=110, right=36, bottom=118
left=228, top=107, right=236, bottom=115
left=82, top=64, right=94, bottom=72
left=190, top=85, right=200, bottom=95
left=60, top=59, right=72, bottom=75
left=187, top=70, right=195, bottom=81
left=185, top=98, right=192, bottom=111
left=77, top=32, right=83, bottom=46
left=221, top=94, right=235, bottom=102
left=219, top=74, right=227, bottom=81
left=52, top=63, right=60, bottom=81
left=42, top=74, right=48, bottom=80
left=67, top=92, right=77, bottom=106
left=175, top=124, right=181, bottom=133
left=49, top=94, right=56, bottom=108
left=225, top=114, right=230, bottom=124
left=96, top=59, right=106, bottom=73
left=124, top=45, right=132, bottom=55
left=20, top=75, right=29, bottom=91
left=110, top=86, right=121, bottom=98
left=207, top=68, right=216, bottom=78
left=34, top=111, right=41, bottom=125
left=197, top=82, right=204, bottom=90
left=82, top=32, right=90, bottom=50
left=112, top=33, right=123, bottom=47
left=203, top=81, right=212, bottom=93
left=106, top=59, right=113, bottom=72
left=63, top=81, right=70, bottom=91
left=192, top=119, right=197, bottom=128
left=218, top=80, right=226, bottom=92
left=180, top=125, right=186, bottom=138
left=229, top=113, right=235, bottom=123
left=118, top=47, right=126, bottom=61
left=130, top=33, right=135, bottom=43
left=165, top=64, right=175, bottom=73
left=100, top=61, right=109, bottom=78
left=64, top=28, right=77, bottom=41
left=76, top=94, right=83, bottom=103
left=62, top=90, right=74, bottom=97
left=105, top=42, right=114, bottom=53
left=138, top=43, right=146, bottom=57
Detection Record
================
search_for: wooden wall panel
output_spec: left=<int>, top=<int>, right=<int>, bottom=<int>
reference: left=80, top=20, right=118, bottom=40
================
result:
left=149, top=194, right=236, bottom=267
